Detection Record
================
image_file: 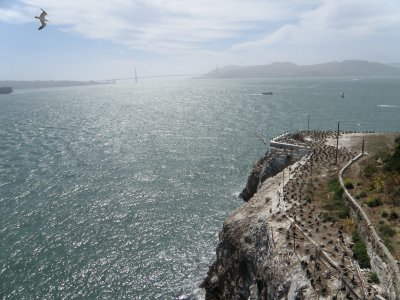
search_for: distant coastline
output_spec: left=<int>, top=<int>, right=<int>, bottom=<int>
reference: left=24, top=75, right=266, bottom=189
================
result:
left=0, top=87, right=13, bottom=94
left=0, top=80, right=102, bottom=90
left=202, top=60, right=400, bottom=79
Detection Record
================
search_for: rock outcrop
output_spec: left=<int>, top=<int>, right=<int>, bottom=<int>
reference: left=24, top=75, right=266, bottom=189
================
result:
left=202, top=131, right=397, bottom=300
left=0, top=87, right=13, bottom=94
left=240, top=133, right=311, bottom=201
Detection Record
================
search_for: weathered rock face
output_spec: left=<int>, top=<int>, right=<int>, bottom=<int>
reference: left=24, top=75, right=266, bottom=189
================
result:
left=240, top=135, right=311, bottom=201
left=203, top=134, right=313, bottom=299
left=201, top=220, right=270, bottom=299
left=202, top=169, right=312, bottom=300
left=202, top=133, right=320, bottom=300
left=201, top=226, right=256, bottom=299
left=202, top=131, right=397, bottom=300
left=239, top=153, right=271, bottom=202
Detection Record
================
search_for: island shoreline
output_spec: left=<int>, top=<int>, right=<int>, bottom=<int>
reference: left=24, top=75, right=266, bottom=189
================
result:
left=201, top=130, right=400, bottom=300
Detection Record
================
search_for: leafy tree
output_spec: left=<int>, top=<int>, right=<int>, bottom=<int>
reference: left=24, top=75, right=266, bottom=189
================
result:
left=385, top=142, right=400, bottom=173
left=385, top=177, right=400, bottom=207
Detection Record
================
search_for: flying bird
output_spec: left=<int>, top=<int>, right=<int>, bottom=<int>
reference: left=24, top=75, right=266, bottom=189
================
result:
left=35, top=8, right=48, bottom=30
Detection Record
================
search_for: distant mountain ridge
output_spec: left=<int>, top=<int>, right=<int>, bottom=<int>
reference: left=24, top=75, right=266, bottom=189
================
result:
left=0, top=80, right=101, bottom=90
left=203, top=60, right=400, bottom=78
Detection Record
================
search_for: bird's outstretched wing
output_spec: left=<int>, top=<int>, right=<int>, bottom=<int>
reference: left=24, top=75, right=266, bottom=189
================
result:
left=40, top=8, right=47, bottom=18
left=38, top=19, right=47, bottom=30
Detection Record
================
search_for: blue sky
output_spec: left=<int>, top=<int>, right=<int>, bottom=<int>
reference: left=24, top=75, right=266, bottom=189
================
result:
left=1, top=0, right=400, bottom=80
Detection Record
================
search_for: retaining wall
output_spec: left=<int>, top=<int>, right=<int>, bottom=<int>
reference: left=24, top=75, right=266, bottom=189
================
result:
left=339, top=154, right=400, bottom=299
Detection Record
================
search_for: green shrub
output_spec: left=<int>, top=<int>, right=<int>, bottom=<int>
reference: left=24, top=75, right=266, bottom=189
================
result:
left=372, top=176, right=384, bottom=192
left=385, top=142, right=400, bottom=173
left=395, top=135, right=400, bottom=145
left=364, top=163, right=377, bottom=178
left=323, top=178, right=350, bottom=221
left=304, top=195, right=313, bottom=203
left=379, top=223, right=396, bottom=238
left=323, top=179, right=349, bottom=220
left=356, top=191, right=367, bottom=199
left=378, top=223, right=396, bottom=253
left=328, top=179, right=343, bottom=199
left=337, top=206, right=350, bottom=219
left=352, top=231, right=371, bottom=268
left=369, top=272, right=380, bottom=284
left=344, top=178, right=354, bottom=189
left=381, top=211, right=389, bottom=218
left=382, top=236, right=394, bottom=252
left=389, top=211, right=399, bottom=220
left=352, top=230, right=361, bottom=241
left=366, top=197, right=382, bottom=207
left=322, top=211, right=337, bottom=222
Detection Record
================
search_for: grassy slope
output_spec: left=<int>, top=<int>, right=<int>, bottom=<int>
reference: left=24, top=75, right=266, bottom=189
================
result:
left=344, top=134, right=400, bottom=259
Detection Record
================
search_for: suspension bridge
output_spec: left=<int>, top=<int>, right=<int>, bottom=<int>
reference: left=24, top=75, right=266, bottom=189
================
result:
left=101, top=68, right=202, bottom=84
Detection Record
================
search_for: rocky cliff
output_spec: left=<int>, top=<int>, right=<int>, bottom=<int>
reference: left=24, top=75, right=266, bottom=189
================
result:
left=202, top=131, right=397, bottom=299
left=240, top=133, right=311, bottom=201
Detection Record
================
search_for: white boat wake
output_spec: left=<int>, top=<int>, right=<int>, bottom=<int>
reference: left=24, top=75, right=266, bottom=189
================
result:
left=377, top=104, right=400, bottom=108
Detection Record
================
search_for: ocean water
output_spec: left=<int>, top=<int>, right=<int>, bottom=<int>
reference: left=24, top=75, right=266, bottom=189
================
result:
left=1, top=77, right=399, bottom=299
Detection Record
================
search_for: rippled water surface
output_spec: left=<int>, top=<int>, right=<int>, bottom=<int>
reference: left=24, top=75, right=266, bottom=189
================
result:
left=1, top=77, right=399, bottom=299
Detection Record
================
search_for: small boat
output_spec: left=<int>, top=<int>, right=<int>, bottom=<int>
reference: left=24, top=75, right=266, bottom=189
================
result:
left=0, top=87, right=13, bottom=94
left=341, top=92, right=344, bottom=98
left=262, top=92, right=273, bottom=95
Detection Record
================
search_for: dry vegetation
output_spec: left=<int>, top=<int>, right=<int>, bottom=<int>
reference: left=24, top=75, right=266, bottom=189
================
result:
left=279, top=131, right=374, bottom=298
left=343, top=134, right=400, bottom=260
left=275, top=132, right=399, bottom=297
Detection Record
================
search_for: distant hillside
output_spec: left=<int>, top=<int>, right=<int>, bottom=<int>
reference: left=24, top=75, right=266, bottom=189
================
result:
left=0, top=80, right=101, bottom=90
left=202, top=60, right=400, bottom=78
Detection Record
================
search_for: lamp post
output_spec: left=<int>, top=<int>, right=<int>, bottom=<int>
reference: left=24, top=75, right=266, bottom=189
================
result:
left=335, top=121, right=340, bottom=165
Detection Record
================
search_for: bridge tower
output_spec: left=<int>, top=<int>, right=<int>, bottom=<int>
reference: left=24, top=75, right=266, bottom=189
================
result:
left=135, top=68, right=138, bottom=83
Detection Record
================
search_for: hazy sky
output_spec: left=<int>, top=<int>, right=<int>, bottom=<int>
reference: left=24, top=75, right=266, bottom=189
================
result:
left=1, top=0, right=400, bottom=80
